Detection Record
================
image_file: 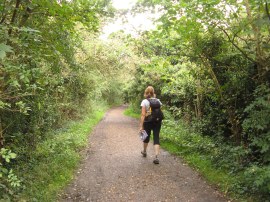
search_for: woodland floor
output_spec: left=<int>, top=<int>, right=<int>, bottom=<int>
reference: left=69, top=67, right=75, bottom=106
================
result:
left=59, top=105, right=228, bottom=202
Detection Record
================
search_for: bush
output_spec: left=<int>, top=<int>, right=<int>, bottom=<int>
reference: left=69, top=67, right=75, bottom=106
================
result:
left=243, top=165, right=270, bottom=199
left=242, top=84, right=270, bottom=164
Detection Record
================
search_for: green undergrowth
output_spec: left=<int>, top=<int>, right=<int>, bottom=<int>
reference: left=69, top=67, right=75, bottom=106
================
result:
left=123, top=106, right=140, bottom=119
left=17, top=106, right=107, bottom=201
left=123, top=105, right=253, bottom=201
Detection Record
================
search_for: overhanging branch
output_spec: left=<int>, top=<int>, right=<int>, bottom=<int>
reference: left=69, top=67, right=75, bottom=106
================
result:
left=219, top=27, right=256, bottom=63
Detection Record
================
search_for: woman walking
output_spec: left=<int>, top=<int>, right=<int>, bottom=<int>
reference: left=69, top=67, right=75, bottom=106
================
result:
left=139, top=86, right=163, bottom=164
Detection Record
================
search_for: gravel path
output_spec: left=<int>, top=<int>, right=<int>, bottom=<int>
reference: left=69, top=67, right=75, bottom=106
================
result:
left=60, top=106, right=228, bottom=202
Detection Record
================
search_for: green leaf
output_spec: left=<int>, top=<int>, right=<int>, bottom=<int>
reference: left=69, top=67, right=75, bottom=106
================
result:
left=0, top=43, right=13, bottom=59
left=0, top=50, right=6, bottom=59
left=19, top=27, right=40, bottom=33
left=9, top=153, right=17, bottom=159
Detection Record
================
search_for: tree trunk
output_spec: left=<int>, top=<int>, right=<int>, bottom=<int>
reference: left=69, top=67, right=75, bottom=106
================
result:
left=196, top=80, right=202, bottom=119
left=227, top=108, right=241, bottom=145
left=19, top=0, right=32, bottom=27
left=201, top=56, right=223, bottom=100
left=201, top=57, right=242, bottom=144
left=8, top=0, right=21, bottom=36
left=183, top=101, right=191, bottom=124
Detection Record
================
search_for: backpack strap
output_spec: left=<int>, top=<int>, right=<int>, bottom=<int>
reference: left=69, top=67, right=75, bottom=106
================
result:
left=146, top=98, right=156, bottom=103
left=147, top=98, right=160, bottom=109
left=146, top=98, right=152, bottom=111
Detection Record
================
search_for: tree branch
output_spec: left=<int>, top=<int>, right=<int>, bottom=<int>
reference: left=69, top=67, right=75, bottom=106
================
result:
left=0, top=93, right=33, bottom=100
left=0, top=15, right=7, bottom=24
left=219, top=27, right=256, bottom=63
left=266, top=1, right=270, bottom=22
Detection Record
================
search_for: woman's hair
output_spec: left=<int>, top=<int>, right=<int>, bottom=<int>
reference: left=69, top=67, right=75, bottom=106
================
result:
left=144, top=86, right=155, bottom=98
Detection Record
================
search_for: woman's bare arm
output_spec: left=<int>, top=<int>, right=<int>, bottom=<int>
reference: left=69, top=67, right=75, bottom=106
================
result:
left=140, top=106, right=146, bottom=131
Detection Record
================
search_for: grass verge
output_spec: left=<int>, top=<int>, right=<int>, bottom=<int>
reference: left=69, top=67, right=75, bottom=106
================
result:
left=160, top=140, right=240, bottom=200
left=18, top=107, right=107, bottom=201
left=123, top=107, right=140, bottom=119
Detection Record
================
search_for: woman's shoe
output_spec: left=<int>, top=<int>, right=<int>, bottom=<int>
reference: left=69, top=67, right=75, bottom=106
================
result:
left=153, top=158, right=159, bottom=164
left=141, top=151, right=147, bottom=157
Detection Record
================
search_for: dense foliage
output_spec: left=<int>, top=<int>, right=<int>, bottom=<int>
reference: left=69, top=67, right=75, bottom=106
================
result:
left=125, top=0, right=270, bottom=199
left=0, top=0, right=139, bottom=199
left=1, top=0, right=269, bottom=200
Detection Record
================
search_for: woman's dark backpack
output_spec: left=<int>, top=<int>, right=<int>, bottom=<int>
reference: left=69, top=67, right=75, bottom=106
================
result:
left=146, top=98, right=164, bottom=122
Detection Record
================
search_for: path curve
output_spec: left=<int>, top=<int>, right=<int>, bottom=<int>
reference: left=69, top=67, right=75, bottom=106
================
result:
left=60, top=106, right=227, bottom=202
